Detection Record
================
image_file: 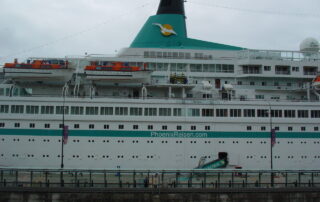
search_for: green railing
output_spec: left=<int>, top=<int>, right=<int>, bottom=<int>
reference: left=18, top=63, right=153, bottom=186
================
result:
left=1, top=169, right=320, bottom=189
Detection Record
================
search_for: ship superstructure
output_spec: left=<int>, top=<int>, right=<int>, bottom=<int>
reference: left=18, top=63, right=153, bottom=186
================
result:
left=0, top=0, right=320, bottom=170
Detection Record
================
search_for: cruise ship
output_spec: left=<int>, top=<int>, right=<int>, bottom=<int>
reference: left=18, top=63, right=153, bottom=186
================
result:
left=1, top=0, right=320, bottom=170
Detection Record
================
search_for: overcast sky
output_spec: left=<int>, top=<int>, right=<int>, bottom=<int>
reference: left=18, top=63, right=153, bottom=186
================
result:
left=0, top=0, right=319, bottom=64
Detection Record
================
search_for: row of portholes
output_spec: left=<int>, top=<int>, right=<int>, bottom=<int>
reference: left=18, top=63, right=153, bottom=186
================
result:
left=1, top=138, right=319, bottom=145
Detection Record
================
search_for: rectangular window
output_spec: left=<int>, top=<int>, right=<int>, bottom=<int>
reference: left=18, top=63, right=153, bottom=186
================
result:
left=257, top=109, right=269, bottom=117
left=244, top=109, right=255, bottom=117
left=311, top=110, right=320, bottom=118
left=230, top=109, right=241, bottom=117
left=41, top=106, right=54, bottom=114
left=159, top=108, right=171, bottom=116
left=101, top=107, right=113, bottom=115
left=86, top=107, right=98, bottom=115
left=133, top=125, right=139, bottom=130
left=188, top=108, right=200, bottom=117
left=74, top=124, right=80, bottom=129
left=144, top=108, right=157, bottom=116
left=205, top=126, right=211, bottom=131
left=11, top=105, right=24, bottom=114
left=202, top=109, right=214, bottom=117
left=104, top=125, right=109, bottom=129
left=162, top=125, right=167, bottom=130
left=148, top=125, right=153, bottom=130
left=130, top=107, right=143, bottom=116
left=56, top=106, right=69, bottom=115
left=191, top=126, right=196, bottom=130
left=26, top=106, right=39, bottom=114
left=71, top=106, right=84, bottom=115
left=216, top=109, right=228, bottom=117
left=264, top=66, right=271, bottom=71
left=271, top=110, right=282, bottom=118
left=173, top=108, right=183, bottom=116
left=0, top=105, right=9, bottom=113
left=255, top=95, right=264, bottom=99
left=177, top=125, right=182, bottom=130
left=118, top=125, right=124, bottom=129
left=298, top=110, right=309, bottom=118
left=284, top=110, right=296, bottom=118
left=115, top=107, right=128, bottom=116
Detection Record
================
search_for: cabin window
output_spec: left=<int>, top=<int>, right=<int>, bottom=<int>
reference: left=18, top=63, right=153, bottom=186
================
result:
left=0, top=105, right=9, bottom=113
left=89, top=124, right=95, bottom=129
left=159, top=108, right=171, bottom=116
left=41, top=106, right=54, bottom=114
left=261, top=126, right=266, bottom=131
left=257, top=109, right=269, bottom=117
left=247, top=126, right=252, bottom=131
left=101, top=107, right=113, bottom=115
left=104, top=125, right=109, bottom=129
left=301, top=127, right=306, bottom=131
left=148, top=125, right=153, bottom=130
left=133, top=125, right=139, bottom=130
left=205, top=126, right=211, bottom=131
left=230, top=109, right=241, bottom=117
left=74, top=124, right=80, bottom=129
left=173, top=108, right=183, bottom=116
left=14, top=123, right=20, bottom=128
left=177, top=125, right=182, bottom=130
left=26, top=106, right=39, bottom=114
left=216, top=109, right=228, bottom=117
left=71, top=106, right=84, bottom=115
left=29, top=123, right=35, bottom=128
left=191, top=126, right=196, bottom=130
left=44, top=124, right=50, bottom=128
left=271, top=110, right=282, bottom=118
left=130, top=108, right=142, bottom=116
left=56, top=106, right=69, bottom=115
left=202, top=109, right=214, bottom=117
left=284, top=110, right=296, bottom=118
left=0, top=123, right=5, bottom=128
left=188, top=109, right=200, bottom=117
left=118, top=125, right=124, bottom=130
left=11, top=105, right=24, bottom=114
left=298, top=110, right=309, bottom=118
left=264, top=66, right=271, bottom=71
left=86, top=107, right=98, bottom=115
left=115, top=107, right=128, bottom=116
left=314, top=127, right=319, bottom=131
left=144, top=108, right=157, bottom=116
left=244, top=109, right=255, bottom=117
left=311, top=110, right=320, bottom=118
left=162, top=125, right=167, bottom=130
left=288, top=127, right=293, bottom=131
left=255, top=95, right=264, bottom=99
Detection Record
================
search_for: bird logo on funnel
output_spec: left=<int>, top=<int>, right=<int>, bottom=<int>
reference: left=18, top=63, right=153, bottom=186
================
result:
left=153, top=23, right=177, bottom=37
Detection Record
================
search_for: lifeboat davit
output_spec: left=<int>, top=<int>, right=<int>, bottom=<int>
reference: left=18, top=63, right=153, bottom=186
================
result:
left=312, top=75, right=320, bottom=88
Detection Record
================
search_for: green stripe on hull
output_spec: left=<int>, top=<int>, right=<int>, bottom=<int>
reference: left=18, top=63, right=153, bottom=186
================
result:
left=0, top=129, right=320, bottom=139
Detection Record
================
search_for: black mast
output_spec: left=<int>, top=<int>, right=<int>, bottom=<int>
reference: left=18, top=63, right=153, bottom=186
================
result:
left=157, top=0, right=185, bottom=16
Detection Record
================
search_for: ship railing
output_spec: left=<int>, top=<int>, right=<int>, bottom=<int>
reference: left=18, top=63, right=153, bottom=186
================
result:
left=0, top=168, right=320, bottom=189
left=1, top=93, right=318, bottom=103
left=238, top=49, right=320, bottom=62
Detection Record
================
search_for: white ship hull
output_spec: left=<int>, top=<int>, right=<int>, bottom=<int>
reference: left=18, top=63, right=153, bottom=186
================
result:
left=0, top=96, right=319, bottom=170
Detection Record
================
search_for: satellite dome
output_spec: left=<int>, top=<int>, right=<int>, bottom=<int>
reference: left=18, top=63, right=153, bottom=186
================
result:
left=300, top=37, right=320, bottom=52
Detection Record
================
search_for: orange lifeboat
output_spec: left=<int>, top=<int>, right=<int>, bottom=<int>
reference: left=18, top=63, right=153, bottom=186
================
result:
left=4, top=59, right=68, bottom=69
left=85, top=62, right=143, bottom=72
left=312, top=75, right=320, bottom=87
